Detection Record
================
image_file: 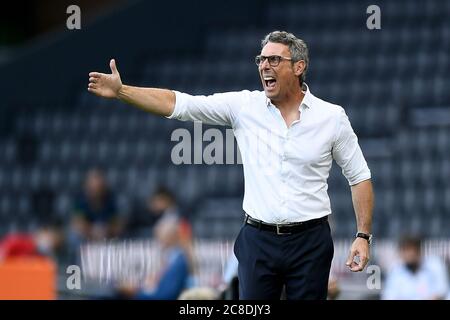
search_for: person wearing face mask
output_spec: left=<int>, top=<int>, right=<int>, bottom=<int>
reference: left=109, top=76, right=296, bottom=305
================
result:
left=0, top=225, right=63, bottom=260
left=0, top=226, right=62, bottom=299
left=382, top=235, right=449, bottom=300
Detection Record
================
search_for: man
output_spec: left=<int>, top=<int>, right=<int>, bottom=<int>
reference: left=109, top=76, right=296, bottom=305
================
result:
left=69, top=169, right=122, bottom=247
left=117, top=216, right=192, bottom=300
left=382, top=235, right=449, bottom=300
left=126, top=185, right=191, bottom=239
left=88, top=31, right=374, bottom=299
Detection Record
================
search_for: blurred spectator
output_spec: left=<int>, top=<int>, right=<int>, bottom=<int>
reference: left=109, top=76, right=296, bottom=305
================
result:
left=126, top=186, right=192, bottom=241
left=382, top=235, right=449, bottom=300
left=0, top=225, right=63, bottom=261
left=123, top=186, right=196, bottom=292
left=68, top=169, right=122, bottom=258
left=117, top=216, right=193, bottom=299
left=0, top=225, right=61, bottom=300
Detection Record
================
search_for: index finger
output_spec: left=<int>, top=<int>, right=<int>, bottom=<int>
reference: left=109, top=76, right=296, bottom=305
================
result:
left=89, top=72, right=103, bottom=78
left=346, top=250, right=356, bottom=266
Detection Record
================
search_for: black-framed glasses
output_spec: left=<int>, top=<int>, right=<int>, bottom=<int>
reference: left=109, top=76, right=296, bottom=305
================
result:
left=255, top=55, right=292, bottom=67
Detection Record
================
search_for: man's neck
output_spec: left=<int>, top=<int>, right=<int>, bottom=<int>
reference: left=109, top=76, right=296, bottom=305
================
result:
left=272, top=88, right=304, bottom=113
left=271, top=89, right=305, bottom=128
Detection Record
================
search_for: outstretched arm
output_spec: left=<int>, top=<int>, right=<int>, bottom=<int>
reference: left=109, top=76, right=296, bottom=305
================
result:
left=346, top=179, right=374, bottom=272
left=88, top=59, right=175, bottom=117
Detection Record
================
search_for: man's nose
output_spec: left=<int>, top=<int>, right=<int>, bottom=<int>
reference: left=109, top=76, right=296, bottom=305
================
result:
left=260, top=58, right=271, bottom=70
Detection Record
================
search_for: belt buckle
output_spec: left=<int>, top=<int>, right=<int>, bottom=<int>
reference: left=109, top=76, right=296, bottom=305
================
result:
left=276, top=224, right=291, bottom=235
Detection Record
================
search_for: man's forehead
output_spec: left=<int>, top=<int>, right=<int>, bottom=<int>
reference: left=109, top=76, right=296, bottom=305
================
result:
left=261, top=42, right=290, bottom=56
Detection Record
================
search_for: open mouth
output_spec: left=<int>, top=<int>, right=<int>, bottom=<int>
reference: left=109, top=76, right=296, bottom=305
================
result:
left=263, top=76, right=277, bottom=89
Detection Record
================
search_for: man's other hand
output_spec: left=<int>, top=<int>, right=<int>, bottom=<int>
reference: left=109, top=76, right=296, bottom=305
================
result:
left=88, top=59, right=123, bottom=98
left=345, top=237, right=370, bottom=272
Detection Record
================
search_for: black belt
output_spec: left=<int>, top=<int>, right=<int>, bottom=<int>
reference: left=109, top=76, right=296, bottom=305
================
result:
left=244, top=214, right=328, bottom=235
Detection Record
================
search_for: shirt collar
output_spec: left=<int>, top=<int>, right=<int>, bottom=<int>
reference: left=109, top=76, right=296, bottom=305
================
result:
left=266, top=82, right=313, bottom=110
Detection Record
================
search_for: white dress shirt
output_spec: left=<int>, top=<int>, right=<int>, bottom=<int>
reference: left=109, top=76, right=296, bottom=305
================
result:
left=168, top=84, right=371, bottom=223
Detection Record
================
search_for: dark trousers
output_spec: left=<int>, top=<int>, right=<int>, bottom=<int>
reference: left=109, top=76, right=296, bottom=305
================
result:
left=233, top=219, right=334, bottom=300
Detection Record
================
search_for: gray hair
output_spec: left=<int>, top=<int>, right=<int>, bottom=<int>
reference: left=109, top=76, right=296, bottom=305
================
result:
left=261, top=31, right=309, bottom=85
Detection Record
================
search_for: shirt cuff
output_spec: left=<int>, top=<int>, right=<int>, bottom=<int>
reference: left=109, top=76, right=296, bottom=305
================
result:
left=165, top=90, right=184, bottom=120
left=348, top=172, right=372, bottom=186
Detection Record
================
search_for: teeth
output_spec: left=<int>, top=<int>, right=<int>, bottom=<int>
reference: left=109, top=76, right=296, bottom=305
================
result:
left=263, top=76, right=275, bottom=80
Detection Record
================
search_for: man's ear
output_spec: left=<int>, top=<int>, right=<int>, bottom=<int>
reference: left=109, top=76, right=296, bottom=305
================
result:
left=293, top=60, right=305, bottom=77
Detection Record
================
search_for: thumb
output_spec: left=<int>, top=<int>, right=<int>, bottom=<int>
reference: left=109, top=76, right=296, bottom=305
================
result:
left=110, top=58, right=119, bottom=75
left=346, top=250, right=355, bottom=266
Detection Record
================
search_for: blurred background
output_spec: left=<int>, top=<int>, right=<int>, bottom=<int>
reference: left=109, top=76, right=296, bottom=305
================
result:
left=0, top=0, right=449, bottom=300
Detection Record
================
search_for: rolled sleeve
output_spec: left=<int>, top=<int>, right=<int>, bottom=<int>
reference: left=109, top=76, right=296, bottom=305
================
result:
left=332, top=108, right=371, bottom=186
left=166, top=90, right=247, bottom=127
left=165, top=91, right=185, bottom=120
